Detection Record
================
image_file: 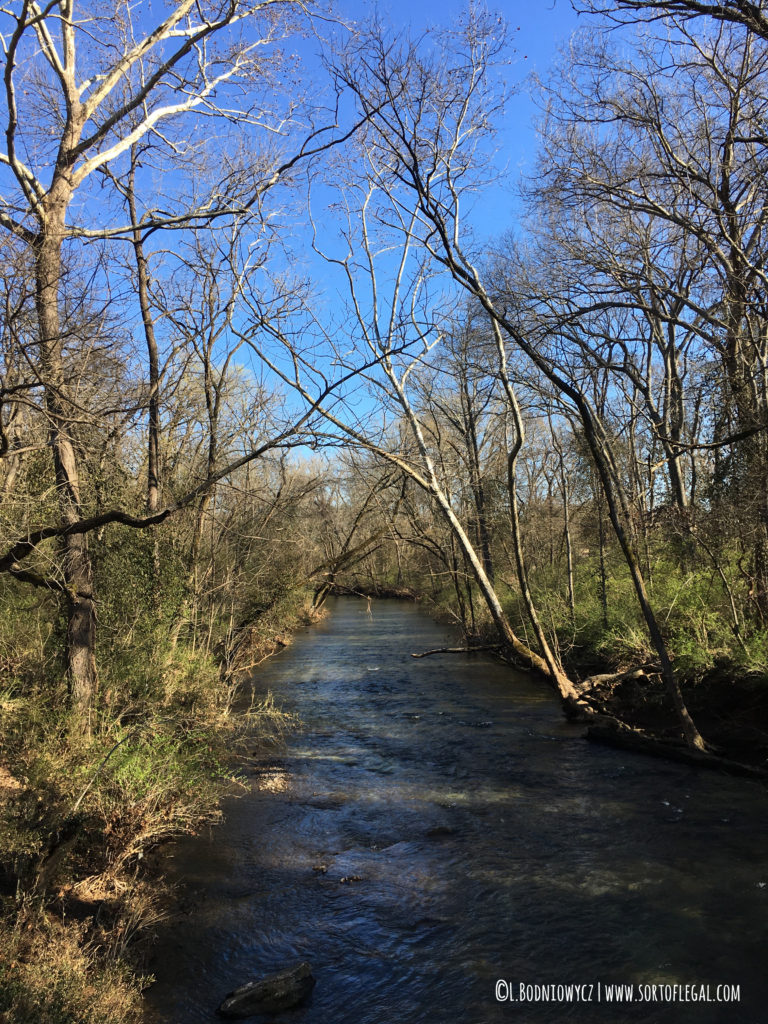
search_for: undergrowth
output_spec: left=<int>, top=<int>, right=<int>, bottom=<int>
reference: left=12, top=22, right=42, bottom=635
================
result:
left=0, top=590, right=314, bottom=1024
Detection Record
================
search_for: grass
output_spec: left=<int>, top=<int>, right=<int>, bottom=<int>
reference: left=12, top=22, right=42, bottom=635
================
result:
left=0, top=914, right=145, bottom=1024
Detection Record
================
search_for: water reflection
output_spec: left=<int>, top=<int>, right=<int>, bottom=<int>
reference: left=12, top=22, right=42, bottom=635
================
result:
left=147, top=598, right=768, bottom=1024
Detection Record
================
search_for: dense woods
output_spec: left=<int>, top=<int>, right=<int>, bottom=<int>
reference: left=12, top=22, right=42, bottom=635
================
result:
left=1, top=1, right=768, bottom=1020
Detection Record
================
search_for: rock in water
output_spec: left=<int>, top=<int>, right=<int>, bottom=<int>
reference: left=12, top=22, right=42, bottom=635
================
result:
left=218, top=962, right=315, bottom=1018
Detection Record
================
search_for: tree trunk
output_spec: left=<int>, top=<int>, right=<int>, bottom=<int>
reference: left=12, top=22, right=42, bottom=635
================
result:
left=549, top=416, right=576, bottom=624
left=596, top=475, right=608, bottom=631
left=35, top=194, right=98, bottom=730
left=465, top=409, right=494, bottom=583
left=127, top=151, right=161, bottom=518
left=0, top=405, right=24, bottom=504
left=392, top=374, right=577, bottom=694
left=583, top=418, right=707, bottom=750
left=561, top=466, right=576, bottom=624
left=505, top=411, right=578, bottom=703
left=433, top=484, right=581, bottom=699
left=126, top=146, right=162, bottom=591
left=454, top=280, right=705, bottom=748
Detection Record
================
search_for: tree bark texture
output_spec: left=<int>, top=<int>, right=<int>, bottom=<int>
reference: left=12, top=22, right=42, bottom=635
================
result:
left=35, top=186, right=98, bottom=728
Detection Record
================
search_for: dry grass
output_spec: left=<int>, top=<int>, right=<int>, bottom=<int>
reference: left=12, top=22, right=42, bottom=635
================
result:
left=0, top=914, right=144, bottom=1024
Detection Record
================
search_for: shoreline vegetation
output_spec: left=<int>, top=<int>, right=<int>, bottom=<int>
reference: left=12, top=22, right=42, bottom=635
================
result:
left=0, top=595, right=321, bottom=1024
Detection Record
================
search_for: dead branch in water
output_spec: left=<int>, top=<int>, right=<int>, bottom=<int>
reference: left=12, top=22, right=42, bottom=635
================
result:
left=578, top=666, right=658, bottom=692
left=411, top=645, right=502, bottom=658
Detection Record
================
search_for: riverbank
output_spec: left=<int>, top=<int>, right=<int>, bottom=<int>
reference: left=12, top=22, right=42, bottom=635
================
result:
left=577, top=666, right=768, bottom=769
left=412, top=586, right=768, bottom=770
left=0, top=597, right=319, bottom=1024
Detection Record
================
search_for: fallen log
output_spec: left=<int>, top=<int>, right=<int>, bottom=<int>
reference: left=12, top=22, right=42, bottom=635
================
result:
left=578, top=665, right=657, bottom=691
left=411, top=645, right=502, bottom=659
left=585, top=722, right=768, bottom=779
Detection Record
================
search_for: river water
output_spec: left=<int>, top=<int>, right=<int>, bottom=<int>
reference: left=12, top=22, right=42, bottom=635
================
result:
left=146, top=597, right=768, bottom=1023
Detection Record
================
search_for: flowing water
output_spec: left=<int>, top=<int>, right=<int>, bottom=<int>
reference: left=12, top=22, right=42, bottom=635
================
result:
left=146, top=598, right=768, bottom=1023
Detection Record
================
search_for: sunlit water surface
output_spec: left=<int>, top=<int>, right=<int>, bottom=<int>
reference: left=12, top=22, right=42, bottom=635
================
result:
left=146, top=598, right=768, bottom=1023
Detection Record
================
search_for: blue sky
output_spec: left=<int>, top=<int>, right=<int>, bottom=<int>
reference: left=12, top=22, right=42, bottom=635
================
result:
left=250, top=1, right=588, bottom=437
left=351, top=0, right=581, bottom=72
left=325, top=0, right=583, bottom=244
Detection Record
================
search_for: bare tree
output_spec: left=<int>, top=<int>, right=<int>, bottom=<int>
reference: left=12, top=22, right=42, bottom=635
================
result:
left=235, top=30, right=585, bottom=700
left=0, top=0, right=355, bottom=725
left=574, top=0, right=768, bottom=38
left=329, top=12, right=709, bottom=746
left=532, top=16, right=768, bottom=616
left=417, top=316, right=499, bottom=586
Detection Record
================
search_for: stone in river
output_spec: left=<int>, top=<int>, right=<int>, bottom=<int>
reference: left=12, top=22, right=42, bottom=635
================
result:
left=425, top=825, right=458, bottom=839
left=218, top=962, right=315, bottom=1018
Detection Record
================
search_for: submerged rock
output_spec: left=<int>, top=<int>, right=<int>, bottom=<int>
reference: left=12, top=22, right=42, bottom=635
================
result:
left=218, top=962, right=315, bottom=1018
left=425, top=825, right=458, bottom=839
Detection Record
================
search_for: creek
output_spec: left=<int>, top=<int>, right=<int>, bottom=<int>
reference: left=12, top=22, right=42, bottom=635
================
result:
left=146, top=597, right=768, bottom=1023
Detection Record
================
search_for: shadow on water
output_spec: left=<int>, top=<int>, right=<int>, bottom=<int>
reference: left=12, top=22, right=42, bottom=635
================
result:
left=146, top=598, right=768, bottom=1024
